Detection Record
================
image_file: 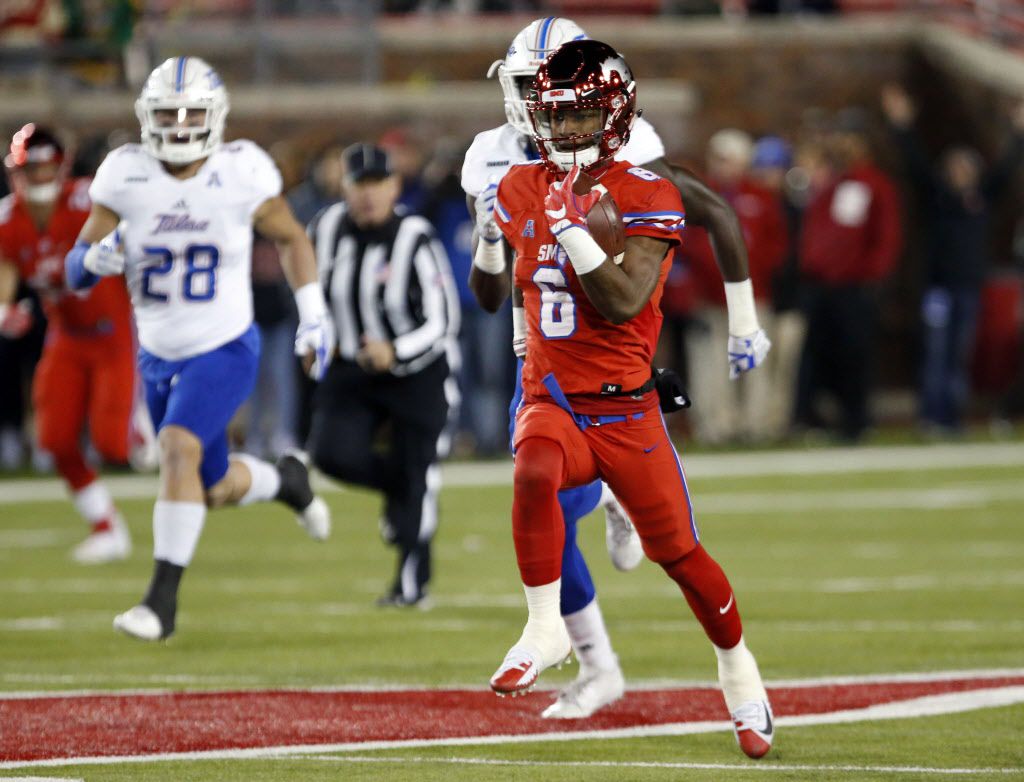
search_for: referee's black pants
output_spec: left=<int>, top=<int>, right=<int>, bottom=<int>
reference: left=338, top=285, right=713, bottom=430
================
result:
left=309, top=355, right=450, bottom=603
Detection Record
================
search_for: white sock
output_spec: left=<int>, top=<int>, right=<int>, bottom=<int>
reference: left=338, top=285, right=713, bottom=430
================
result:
left=713, top=635, right=768, bottom=713
left=516, top=579, right=566, bottom=656
left=598, top=481, right=615, bottom=508
left=563, top=598, right=619, bottom=675
left=152, top=500, right=206, bottom=567
left=72, top=481, right=114, bottom=525
left=233, top=454, right=281, bottom=506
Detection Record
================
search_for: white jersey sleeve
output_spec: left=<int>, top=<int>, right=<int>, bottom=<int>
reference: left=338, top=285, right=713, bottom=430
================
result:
left=88, top=144, right=149, bottom=216
left=461, top=125, right=530, bottom=199
left=616, top=116, right=666, bottom=168
left=218, top=139, right=283, bottom=215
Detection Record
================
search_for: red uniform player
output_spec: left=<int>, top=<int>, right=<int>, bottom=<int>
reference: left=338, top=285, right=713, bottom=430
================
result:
left=0, top=125, right=138, bottom=563
left=484, top=41, right=774, bottom=759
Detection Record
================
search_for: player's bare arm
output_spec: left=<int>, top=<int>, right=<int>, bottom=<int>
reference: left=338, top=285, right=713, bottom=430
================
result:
left=643, top=159, right=770, bottom=377
left=466, top=192, right=512, bottom=312
left=644, top=158, right=750, bottom=283
left=253, top=195, right=318, bottom=288
left=254, top=194, right=336, bottom=379
left=576, top=234, right=672, bottom=324
left=78, top=203, right=122, bottom=244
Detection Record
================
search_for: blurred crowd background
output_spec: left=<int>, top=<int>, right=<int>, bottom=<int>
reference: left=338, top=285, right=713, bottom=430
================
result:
left=2, top=0, right=1024, bottom=470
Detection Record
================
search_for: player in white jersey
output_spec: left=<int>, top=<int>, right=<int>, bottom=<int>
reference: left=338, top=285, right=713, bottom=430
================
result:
left=463, top=18, right=775, bottom=755
left=65, top=56, right=337, bottom=642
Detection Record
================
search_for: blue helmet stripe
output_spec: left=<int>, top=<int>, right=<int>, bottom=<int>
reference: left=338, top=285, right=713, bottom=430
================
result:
left=175, top=56, right=187, bottom=92
left=538, top=17, right=554, bottom=55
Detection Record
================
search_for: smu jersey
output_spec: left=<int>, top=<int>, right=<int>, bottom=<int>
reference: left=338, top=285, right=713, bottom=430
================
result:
left=0, top=180, right=132, bottom=338
left=495, top=160, right=684, bottom=414
left=89, top=140, right=282, bottom=360
left=461, top=116, right=666, bottom=199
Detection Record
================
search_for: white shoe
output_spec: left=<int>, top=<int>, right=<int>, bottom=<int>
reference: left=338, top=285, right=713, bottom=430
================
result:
left=113, top=604, right=165, bottom=641
left=542, top=665, right=625, bottom=718
left=732, top=699, right=774, bottom=759
left=490, top=623, right=572, bottom=696
left=299, top=495, right=331, bottom=542
left=603, top=492, right=643, bottom=571
left=72, top=515, right=131, bottom=564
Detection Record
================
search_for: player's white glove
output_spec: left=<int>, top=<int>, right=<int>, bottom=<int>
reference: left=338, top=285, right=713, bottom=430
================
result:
left=293, top=283, right=336, bottom=381
left=83, top=232, right=125, bottom=276
left=727, top=328, right=771, bottom=379
left=475, top=182, right=502, bottom=244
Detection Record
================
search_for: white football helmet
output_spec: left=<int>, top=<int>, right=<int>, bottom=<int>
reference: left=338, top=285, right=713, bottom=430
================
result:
left=135, top=56, right=229, bottom=165
left=487, top=17, right=587, bottom=137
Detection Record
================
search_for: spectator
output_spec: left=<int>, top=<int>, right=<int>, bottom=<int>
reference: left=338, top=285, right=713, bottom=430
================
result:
left=245, top=235, right=300, bottom=459
left=749, top=134, right=805, bottom=438
left=681, top=129, right=788, bottom=443
left=246, top=142, right=305, bottom=458
left=796, top=108, right=903, bottom=442
left=881, top=83, right=1024, bottom=435
left=378, top=127, right=428, bottom=215
left=287, top=143, right=345, bottom=227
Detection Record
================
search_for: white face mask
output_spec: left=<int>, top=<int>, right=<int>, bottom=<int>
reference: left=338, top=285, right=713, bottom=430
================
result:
left=25, top=181, right=60, bottom=203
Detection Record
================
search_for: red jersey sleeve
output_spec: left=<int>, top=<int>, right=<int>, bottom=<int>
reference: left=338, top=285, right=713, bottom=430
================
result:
left=494, top=162, right=545, bottom=249
left=614, top=167, right=685, bottom=247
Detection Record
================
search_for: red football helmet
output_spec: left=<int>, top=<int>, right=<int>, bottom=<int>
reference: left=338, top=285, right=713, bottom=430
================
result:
left=527, top=40, right=637, bottom=174
left=4, top=124, right=67, bottom=204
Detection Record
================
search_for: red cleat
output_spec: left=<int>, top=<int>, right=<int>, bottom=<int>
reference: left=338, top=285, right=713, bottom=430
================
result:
left=732, top=699, right=774, bottom=759
left=490, top=640, right=571, bottom=697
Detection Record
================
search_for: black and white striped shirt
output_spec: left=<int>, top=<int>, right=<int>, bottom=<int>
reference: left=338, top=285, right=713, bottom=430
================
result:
left=309, top=203, right=460, bottom=377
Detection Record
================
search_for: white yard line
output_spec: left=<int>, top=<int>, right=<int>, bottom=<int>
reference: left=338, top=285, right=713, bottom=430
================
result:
left=697, top=483, right=1024, bottom=513
left=3, top=667, right=1024, bottom=700
left=1, top=685, right=1022, bottom=771
left=0, top=442, right=1022, bottom=504
left=0, top=529, right=76, bottom=547
left=301, top=756, right=1022, bottom=776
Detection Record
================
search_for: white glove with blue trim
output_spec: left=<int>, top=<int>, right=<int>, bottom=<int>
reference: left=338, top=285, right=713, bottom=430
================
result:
left=727, top=329, right=772, bottom=379
left=475, top=182, right=502, bottom=244
left=294, top=283, right=336, bottom=381
left=83, top=229, right=125, bottom=276
left=724, top=279, right=771, bottom=380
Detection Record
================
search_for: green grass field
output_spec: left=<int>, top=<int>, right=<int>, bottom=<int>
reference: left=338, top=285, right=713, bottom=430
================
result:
left=1, top=442, right=1023, bottom=780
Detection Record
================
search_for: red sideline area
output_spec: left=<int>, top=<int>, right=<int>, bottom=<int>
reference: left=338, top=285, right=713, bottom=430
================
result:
left=3, top=676, right=1023, bottom=762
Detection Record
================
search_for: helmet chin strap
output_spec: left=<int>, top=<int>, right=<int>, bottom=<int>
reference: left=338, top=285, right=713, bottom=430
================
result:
left=155, top=138, right=208, bottom=165
left=25, top=181, right=60, bottom=203
left=547, top=143, right=600, bottom=172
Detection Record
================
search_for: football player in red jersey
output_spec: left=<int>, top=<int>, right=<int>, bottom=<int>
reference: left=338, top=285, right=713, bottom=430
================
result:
left=0, top=124, right=136, bottom=563
left=482, top=41, right=774, bottom=759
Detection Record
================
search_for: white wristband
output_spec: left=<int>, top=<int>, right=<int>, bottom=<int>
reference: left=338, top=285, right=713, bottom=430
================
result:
left=473, top=236, right=506, bottom=275
left=294, top=281, right=327, bottom=322
left=724, top=278, right=760, bottom=335
left=512, top=305, right=525, bottom=342
left=557, top=225, right=606, bottom=276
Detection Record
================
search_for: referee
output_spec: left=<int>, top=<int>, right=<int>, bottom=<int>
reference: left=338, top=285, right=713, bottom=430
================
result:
left=308, top=142, right=460, bottom=608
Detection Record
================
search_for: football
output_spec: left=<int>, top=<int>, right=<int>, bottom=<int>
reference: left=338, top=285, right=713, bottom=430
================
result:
left=573, top=170, right=626, bottom=260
